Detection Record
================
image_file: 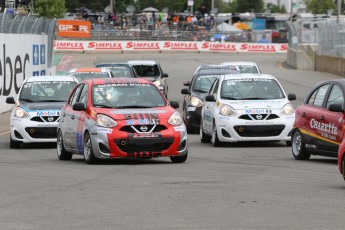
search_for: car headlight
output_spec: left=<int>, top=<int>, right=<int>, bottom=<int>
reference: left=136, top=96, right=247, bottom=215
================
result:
left=168, top=111, right=183, bottom=126
left=281, top=103, right=295, bottom=115
left=190, top=96, right=203, bottom=107
left=14, top=107, right=30, bottom=118
left=220, top=104, right=235, bottom=116
left=96, top=114, right=117, bottom=127
left=153, top=80, right=161, bottom=87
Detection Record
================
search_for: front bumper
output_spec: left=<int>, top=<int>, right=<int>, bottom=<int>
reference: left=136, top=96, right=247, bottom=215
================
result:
left=185, top=106, right=202, bottom=129
left=215, top=114, right=295, bottom=142
left=10, top=117, right=59, bottom=143
left=89, top=123, right=188, bottom=159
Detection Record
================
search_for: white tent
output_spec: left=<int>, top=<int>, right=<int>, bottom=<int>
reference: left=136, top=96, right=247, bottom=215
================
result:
left=217, top=22, right=242, bottom=32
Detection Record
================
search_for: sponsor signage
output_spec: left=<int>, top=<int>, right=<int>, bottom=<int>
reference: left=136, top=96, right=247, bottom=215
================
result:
left=0, top=34, right=48, bottom=113
left=57, top=20, right=91, bottom=38
left=54, top=41, right=288, bottom=53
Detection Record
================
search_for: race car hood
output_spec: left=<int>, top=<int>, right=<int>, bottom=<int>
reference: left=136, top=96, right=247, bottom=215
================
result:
left=96, top=107, right=175, bottom=123
left=19, top=102, right=66, bottom=111
left=224, top=99, right=288, bottom=110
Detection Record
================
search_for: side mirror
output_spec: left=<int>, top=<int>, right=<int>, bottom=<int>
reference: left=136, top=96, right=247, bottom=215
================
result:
left=288, top=93, right=296, bottom=101
left=183, top=81, right=190, bottom=86
left=205, top=95, right=216, bottom=102
left=329, top=103, right=344, bottom=113
left=170, top=101, right=179, bottom=109
left=73, top=102, right=86, bottom=111
left=162, top=73, right=168, bottom=78
left=181, top=88, right=190, bottom=95
left=6, top=97, right=15, bottom=104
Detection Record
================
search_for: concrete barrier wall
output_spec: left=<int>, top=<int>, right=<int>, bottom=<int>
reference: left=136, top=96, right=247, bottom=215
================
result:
left=315, top=55, right=345, bottom=77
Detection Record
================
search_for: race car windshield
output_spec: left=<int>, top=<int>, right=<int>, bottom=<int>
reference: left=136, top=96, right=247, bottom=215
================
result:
left=72, top=72, right=110, bottom=82
left=131, top=65, right=160, bottom=78
left=95, top=64, right=134, bottom=78
left=235, top=65, right=259, bottom=73
left=220, top=78, right=285, bottom=100
left=92, top=83, right=167, bottom=108
left=192, top=75, right=218, bottom=93
left=19, top=81, right=77, bottom=102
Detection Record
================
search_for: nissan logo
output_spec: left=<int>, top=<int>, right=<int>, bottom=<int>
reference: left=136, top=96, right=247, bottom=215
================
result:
left=256, top=114, right=263, bottom=120
left=140, top=126, right=148, bottom=132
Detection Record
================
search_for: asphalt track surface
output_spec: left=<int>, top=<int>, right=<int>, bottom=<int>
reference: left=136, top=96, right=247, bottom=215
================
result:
left=0, top=52, right=344, bottom=230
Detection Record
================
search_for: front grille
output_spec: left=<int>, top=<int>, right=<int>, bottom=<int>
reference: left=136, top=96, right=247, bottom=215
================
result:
left=119, top=125, right=167, bottom=133
left=115, top=137, right=174, bottom=153
left=30, top=116, right=60, bottom=123
left=25, top=127, right=57, bottom=138
left=234, top=125, right=285, bottom=137
left=238, top=114, right=279, bottom=120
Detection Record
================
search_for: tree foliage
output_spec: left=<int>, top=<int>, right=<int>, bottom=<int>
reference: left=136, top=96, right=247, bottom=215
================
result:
left=266, top=3, right=287, bottom=13
left=305, top=0, right=336, bottom=14
left=34, top=0, right=66, bottom=18
left=235, top=0, right=265, bottom=13
left=63, top=0, right=232, bottom=14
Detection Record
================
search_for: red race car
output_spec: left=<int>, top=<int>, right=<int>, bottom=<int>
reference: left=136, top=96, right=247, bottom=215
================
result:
left=290, top=79, right=345, bottom=179
left=57, top=78, right=188, bottom=164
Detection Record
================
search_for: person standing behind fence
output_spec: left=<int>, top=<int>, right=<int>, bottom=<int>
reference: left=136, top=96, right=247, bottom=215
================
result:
left=98, top=15, right=105, bottom=29
left=148, top=17, right=154, bottom=30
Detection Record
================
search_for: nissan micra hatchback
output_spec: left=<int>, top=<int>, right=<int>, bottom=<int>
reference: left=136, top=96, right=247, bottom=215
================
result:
left=57, top=78, right=188, bottom=164
left=200, top=73, right=296, bottom=147
left=6, top=75, right=78, bottom=148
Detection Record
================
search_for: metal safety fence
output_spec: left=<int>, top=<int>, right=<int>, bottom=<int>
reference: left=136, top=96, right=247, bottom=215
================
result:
left=287, top=19, right=345, bottom=58
left=0, top=13, right=56, bottom=68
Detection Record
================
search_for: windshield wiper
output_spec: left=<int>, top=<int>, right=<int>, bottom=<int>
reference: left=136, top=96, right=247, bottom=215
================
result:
left=193, top=89, right=209, bottom=93
left=94, top=104, right=113, bottom=108
left=19, top=98, right=34, bottom=102
left=222, top=96, right=237, bottom=100
left=40, top=100, right=66, bottom=102
left=241, top=97, right=267, bottom=100
left=116, top=105, right=153, bottom=109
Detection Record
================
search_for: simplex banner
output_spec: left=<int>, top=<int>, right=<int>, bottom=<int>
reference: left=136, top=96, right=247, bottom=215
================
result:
left=54, top=41, right=288, bottom=53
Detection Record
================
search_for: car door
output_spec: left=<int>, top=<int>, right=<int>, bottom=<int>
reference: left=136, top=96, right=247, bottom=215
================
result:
left=63, top=84, right=84, bottom=150
left=203, top=79, right=219, bottom=134
left=299, top=83, right=330, bottom=153
left=316, top=83, right=345, bottom=156
left=69, top=84, right=88, bottom=152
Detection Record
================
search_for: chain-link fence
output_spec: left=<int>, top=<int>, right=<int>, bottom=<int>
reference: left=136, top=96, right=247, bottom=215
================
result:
left=288, top=19, right=345, bottom=58
left=318, top=22, right=345, bottom=58
left=0, top=13, right=56, bottom=67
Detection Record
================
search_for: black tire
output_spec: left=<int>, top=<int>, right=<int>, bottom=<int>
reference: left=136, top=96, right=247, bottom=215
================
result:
left=286, top=141, right=292, bottom=146
left=84, top=132, right=98, bottom=164
left=291, top=129, right=310, bottom=160
left=57, top=129, right=72, bottom=160
left=10, top=135, right=21, bottom=149
left=200, top=120, right=211, bottom=143
left=212, top=123, right=223, bottom=147
left=170, top=151, right=188, bottom=163
left=342, top=156, right=345, bottom=181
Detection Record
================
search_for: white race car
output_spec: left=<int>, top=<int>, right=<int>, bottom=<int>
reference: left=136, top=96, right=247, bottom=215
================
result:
left=220, top=61, right=261, bottom=73
left=6, top=75, right=78, bottom=148
left=200, top=73, right=296, bottom=147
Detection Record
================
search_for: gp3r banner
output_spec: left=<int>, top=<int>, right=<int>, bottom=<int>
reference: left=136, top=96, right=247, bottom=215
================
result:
left=57, top=20, right=91, bottom=38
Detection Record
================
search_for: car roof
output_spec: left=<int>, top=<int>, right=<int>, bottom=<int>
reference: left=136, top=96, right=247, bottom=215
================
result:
left=222, top=73, right=276, bottom=80
left=196, top=69, right=239, bottom=75
left=82, top=77, right=153, bottom=85
left=221, top=61, right=259, bottom=66
left=25, top=75, right=78, bottom=83
left=127, top=60, right=158, bottom=65
left=68, top=67, right=110, bottom=73
left=95, top=63, right=130, bottom=67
